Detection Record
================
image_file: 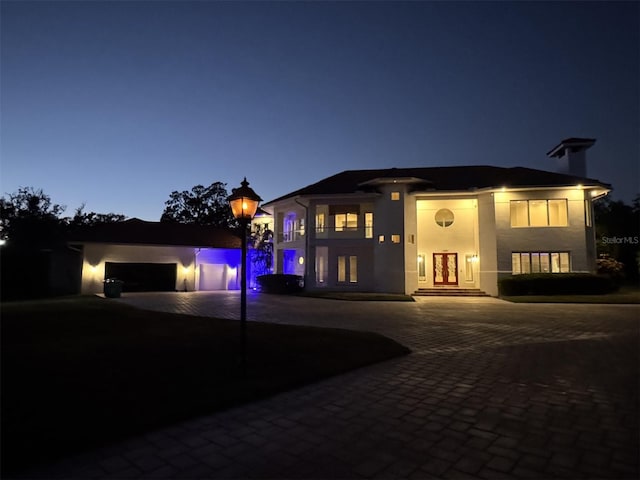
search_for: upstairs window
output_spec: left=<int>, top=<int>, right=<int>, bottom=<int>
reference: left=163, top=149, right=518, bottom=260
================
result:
left=335, top=213, right=358, bottom=231
left=510, top=199, right=568, bottom=227
left=315, top=212, right=325, bottom=233
left=435, top=209, right=454, bottom=227
left=330, top=205, right=360, bottom=232
left=283, top=214, right=296, bottom=242
left=365, top=212, right=374, bottom=238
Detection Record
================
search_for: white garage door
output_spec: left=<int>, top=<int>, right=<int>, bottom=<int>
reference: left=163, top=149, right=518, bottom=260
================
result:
left=199, top=264, right=238, bottom=290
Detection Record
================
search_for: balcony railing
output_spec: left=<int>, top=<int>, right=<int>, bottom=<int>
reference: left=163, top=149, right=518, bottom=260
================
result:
left=277, top=226, right=374, bottom=242
left=278, top=230, right=305, bottom=243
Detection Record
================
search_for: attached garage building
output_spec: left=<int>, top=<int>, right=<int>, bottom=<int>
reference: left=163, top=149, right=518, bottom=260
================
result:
left=70, top=219, right=242, bottom=294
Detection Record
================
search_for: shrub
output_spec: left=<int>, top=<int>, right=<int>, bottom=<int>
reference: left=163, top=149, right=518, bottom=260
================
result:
left=256, top=274, right=304, bottom=294
left=498, top=273, right=618, bottom=296
left=597, top=256, right=625, bottom=285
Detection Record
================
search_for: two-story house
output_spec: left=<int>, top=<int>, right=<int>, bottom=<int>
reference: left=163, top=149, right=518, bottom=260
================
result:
left=261, top=138, right=610, bottom=296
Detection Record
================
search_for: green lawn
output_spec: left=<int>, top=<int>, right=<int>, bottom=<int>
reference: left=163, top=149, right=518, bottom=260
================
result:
left=297, top=291, right=415, bottom=302
left=1, top=296, right=409, bottom=475
left=501, top=285, right=640, bottom=304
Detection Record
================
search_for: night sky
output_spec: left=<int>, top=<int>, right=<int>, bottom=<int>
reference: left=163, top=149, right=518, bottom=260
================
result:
left=2, top=1, right=638, bottom=220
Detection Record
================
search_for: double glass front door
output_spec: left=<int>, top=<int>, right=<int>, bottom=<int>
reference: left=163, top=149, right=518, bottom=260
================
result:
left=433, top=253, right=458, bottom=285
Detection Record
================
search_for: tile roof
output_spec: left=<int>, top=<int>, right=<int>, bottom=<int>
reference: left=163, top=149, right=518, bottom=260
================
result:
left=68, top=219, right=241, bottom=249
left=263, top=166, right=611, bottom=205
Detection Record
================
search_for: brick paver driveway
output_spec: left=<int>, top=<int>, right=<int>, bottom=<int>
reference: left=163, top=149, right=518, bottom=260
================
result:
left=26, top=292, right=638, bottom=479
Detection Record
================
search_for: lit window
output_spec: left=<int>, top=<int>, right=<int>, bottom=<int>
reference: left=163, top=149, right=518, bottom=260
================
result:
left=529, top=200, right=547, bottom=226
left=510, top=200, right=568, bottom=227
left=548, top=200, right=567, bottom=226
left=391, top=192, right=400, bottom=201
left=338, top=256, right=346, bottom=282
left=585, top=200, right=592, bottom=227
left=283, top=214, right=296, bottom=242
left=391, top=234, right=401, bottom=243
left=349, top=256, right=358, bottom=283
left=435, top=209, right=454, bottom=227
left=512, top=251, right=570, bottom=274
left=335, top=212, right=358, bottom=231
left=315, top=212, right=325, bottom=233
left=510, top=201, right=528, bottom=227
left=418, top=254, right=426, bottom=278
left=316, top=247, right=328, bottom=285
left=511, top=253, right=521, bottom=274
left=365, top=212, right=373, bottom=238
left=378, top=235, right=385, bottom=243
left=337, top=255, right=358, bottom=283
left=465, top=254, right=474, bottom=282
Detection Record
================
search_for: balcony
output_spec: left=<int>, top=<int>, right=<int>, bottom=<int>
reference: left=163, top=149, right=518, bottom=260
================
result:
left=278, top=229, right=305, bottom=243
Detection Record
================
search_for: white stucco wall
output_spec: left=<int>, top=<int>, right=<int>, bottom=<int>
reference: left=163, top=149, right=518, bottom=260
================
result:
left=404, top=193, right=418, bottom=295
left=477, top=193, right=499, bottom=296
left=416, top=198, right=479, bottom=289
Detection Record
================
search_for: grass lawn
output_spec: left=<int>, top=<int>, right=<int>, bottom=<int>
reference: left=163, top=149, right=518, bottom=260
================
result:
left=1, top=296, right=409, bottom=475
left=501, top=285, right=640, bottom=303
left=297, top=291, right=415, bottom=302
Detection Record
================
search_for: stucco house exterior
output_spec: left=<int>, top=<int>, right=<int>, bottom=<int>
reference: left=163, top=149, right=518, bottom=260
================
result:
left=261, top=138, right=611, bottom=296
left=69, top=219, right=242, bottom=294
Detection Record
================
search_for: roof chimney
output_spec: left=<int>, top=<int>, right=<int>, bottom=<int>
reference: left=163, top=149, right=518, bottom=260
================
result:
left=547, top=137, right=595, bottom=178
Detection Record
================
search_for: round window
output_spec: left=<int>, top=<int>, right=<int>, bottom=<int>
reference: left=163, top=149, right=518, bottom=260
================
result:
left=434, top=208, right=454, bottom=227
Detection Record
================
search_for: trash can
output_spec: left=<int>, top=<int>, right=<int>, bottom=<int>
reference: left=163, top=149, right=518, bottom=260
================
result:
left=103, top=278, right=124, bottom=298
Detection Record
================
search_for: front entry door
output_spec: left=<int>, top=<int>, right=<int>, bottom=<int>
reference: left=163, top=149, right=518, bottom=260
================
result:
left=433, top=253, right=458, bottom=286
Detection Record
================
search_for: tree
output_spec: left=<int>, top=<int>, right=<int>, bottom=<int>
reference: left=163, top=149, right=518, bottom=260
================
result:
left=0, top=188, right=126, bottom=247
left=594, top=195, right=640, bottom=282
left=249, top=222, right=274, bottom=283
left=0, top=187, right=67, bottom=247
left=160, top=182, right=237, bottom=229
left=67, top=204, right=126, bottom=227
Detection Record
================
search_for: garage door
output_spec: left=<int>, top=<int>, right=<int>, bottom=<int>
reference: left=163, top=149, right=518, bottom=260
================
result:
left=105, top=262, right=177, bottom=292
left=199, top=264, right=238, bottom=290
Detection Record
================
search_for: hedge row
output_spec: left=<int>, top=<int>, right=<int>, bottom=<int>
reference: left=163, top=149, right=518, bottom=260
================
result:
left=256, top=274, right=304, bottom=294
left=498, top=273, right=618, bottom=296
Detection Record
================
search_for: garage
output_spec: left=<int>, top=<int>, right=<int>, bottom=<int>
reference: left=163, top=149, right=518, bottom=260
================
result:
left=72, top=219, right=243, bottom=294
left=105, top=262, right=177, bottom=292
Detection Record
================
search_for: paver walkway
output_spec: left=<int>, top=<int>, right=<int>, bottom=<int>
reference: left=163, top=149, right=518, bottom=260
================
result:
left=20, top=292, right=639, bottom=479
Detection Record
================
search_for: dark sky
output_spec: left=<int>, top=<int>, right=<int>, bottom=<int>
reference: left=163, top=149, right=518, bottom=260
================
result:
left=1, top=1, right=638, bottom=220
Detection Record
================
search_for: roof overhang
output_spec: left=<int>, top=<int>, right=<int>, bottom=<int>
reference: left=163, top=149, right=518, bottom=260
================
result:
left=410, top=183, right=611, bottom=198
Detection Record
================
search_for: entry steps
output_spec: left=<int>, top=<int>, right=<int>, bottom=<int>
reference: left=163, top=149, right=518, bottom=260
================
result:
left=413, top=288, right=490, bottom=297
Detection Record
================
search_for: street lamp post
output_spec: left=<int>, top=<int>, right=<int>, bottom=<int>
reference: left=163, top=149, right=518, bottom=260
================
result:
left=228, top=178, right=262, bottom=377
